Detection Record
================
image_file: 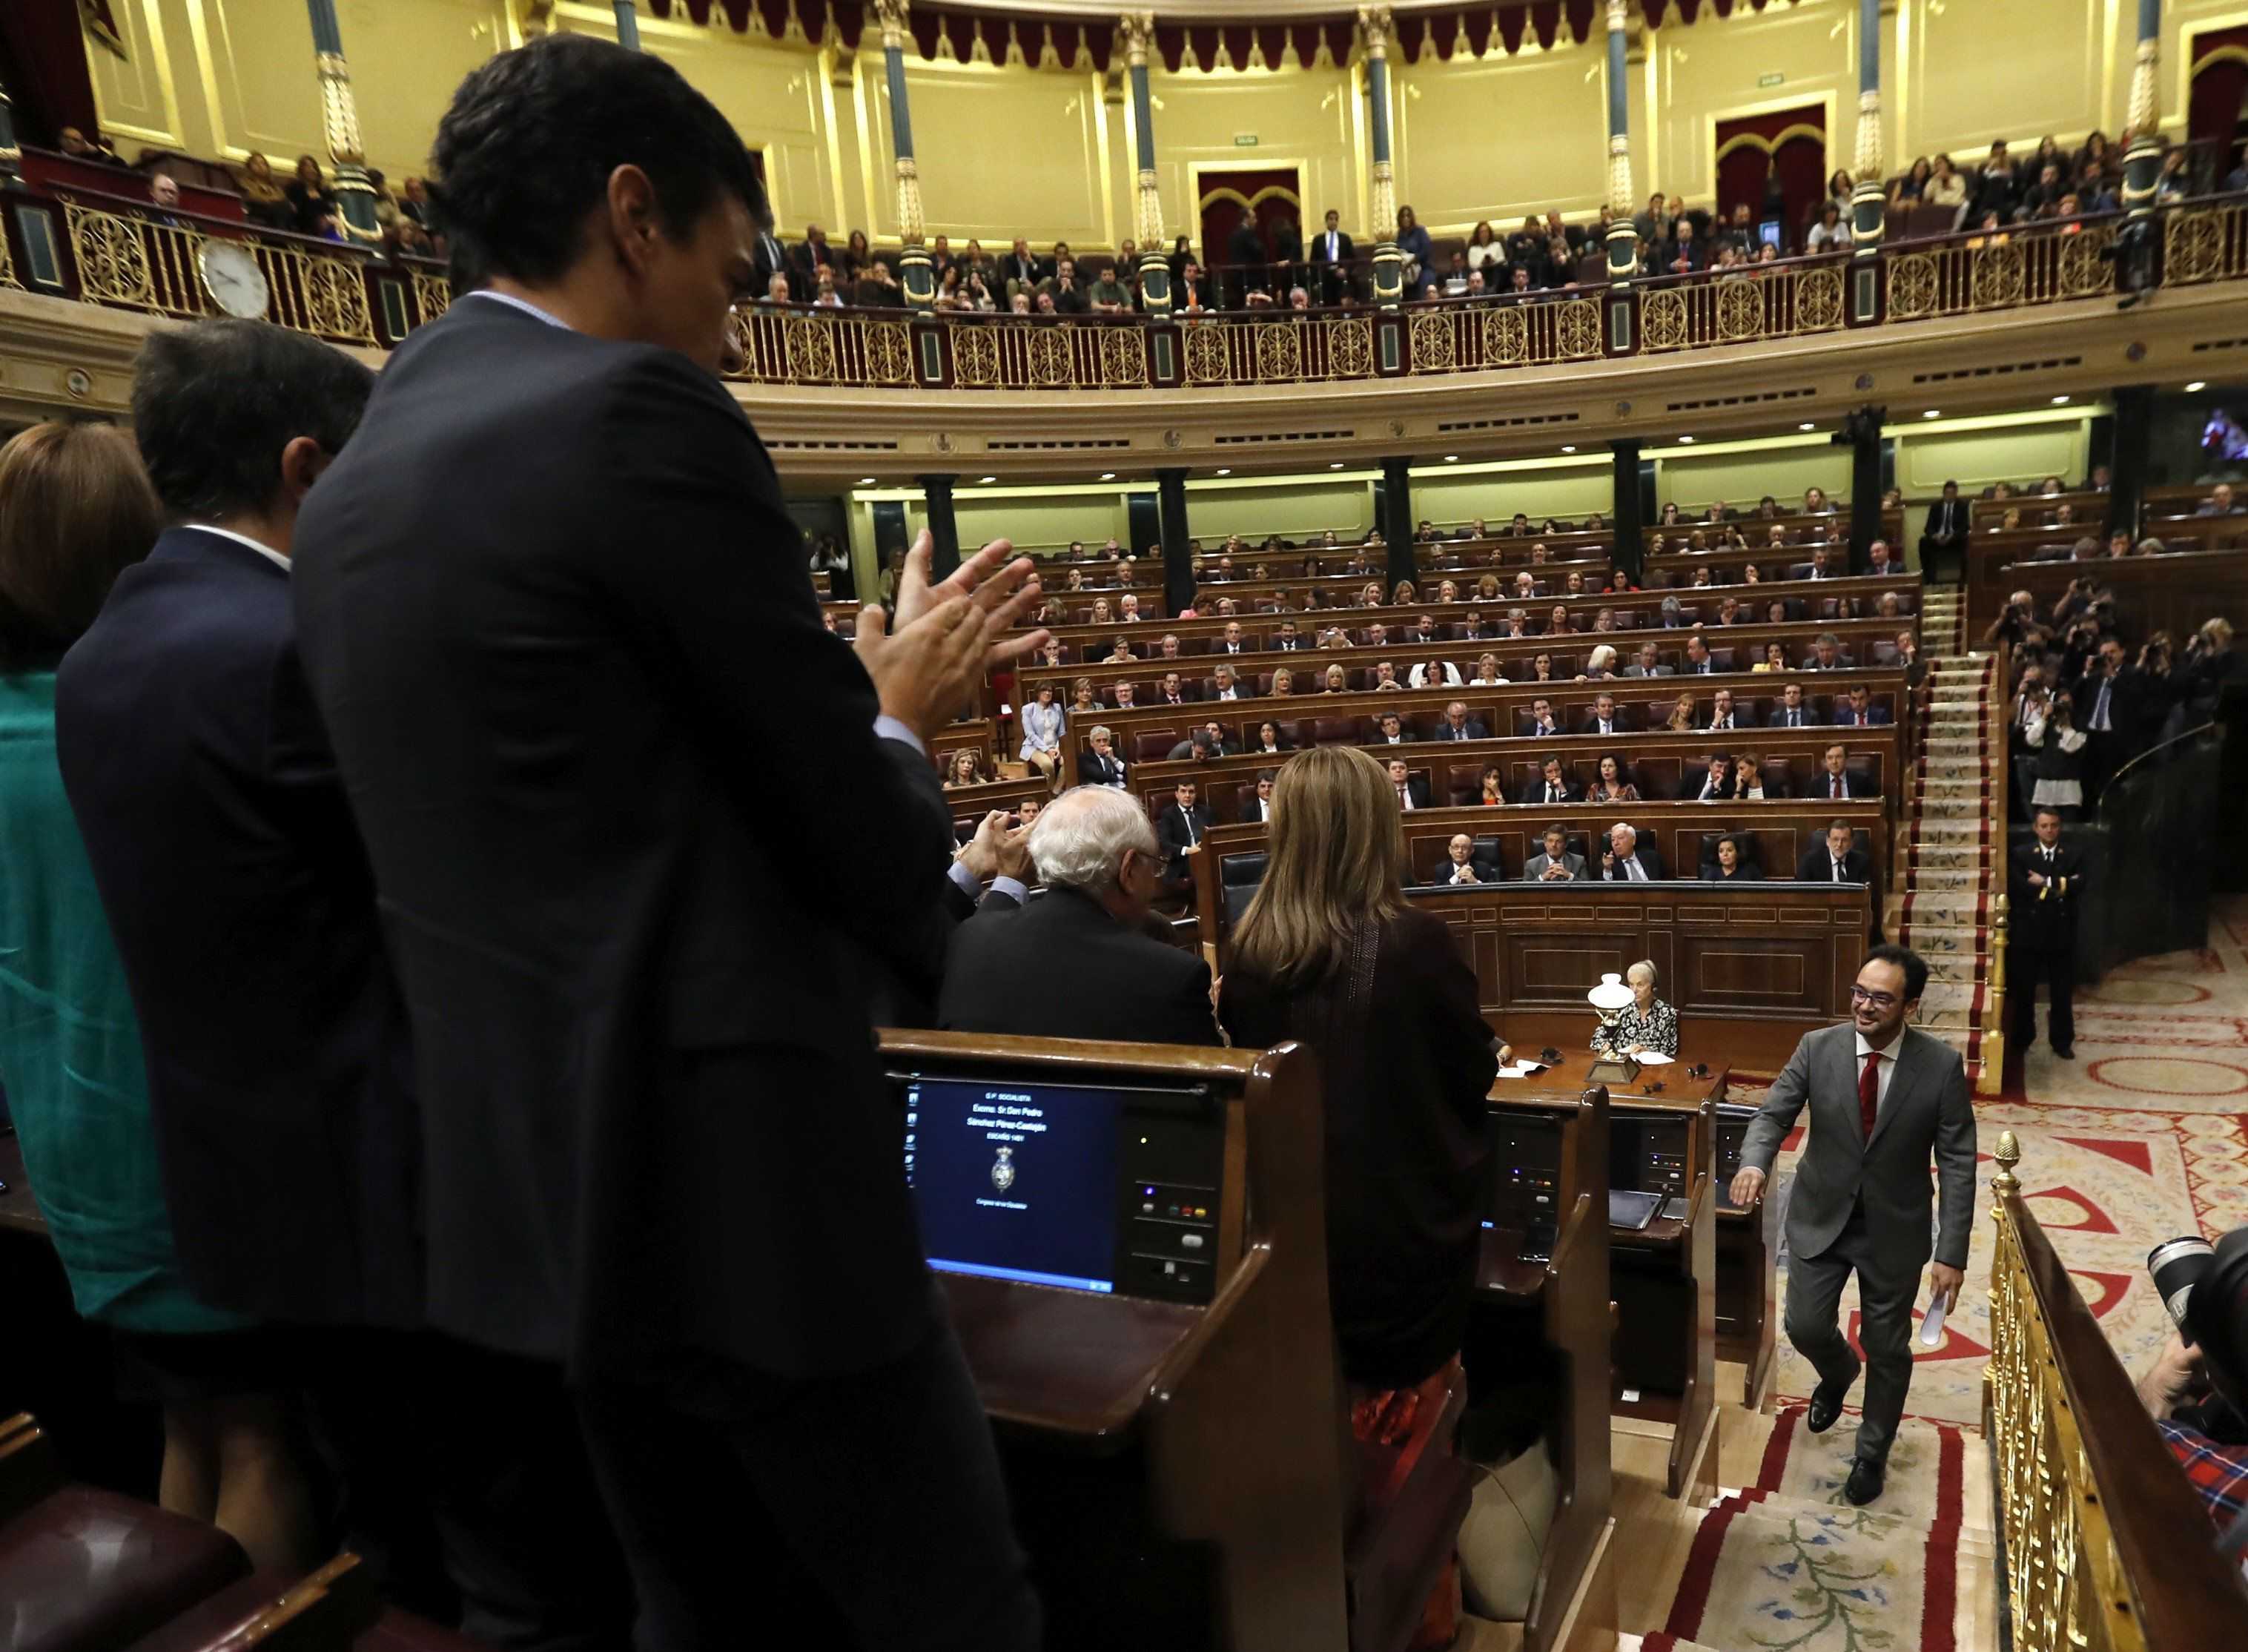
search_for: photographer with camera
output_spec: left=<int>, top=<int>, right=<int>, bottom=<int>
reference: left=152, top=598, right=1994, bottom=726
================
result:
left=1983, top=588, right=2041, bottom=652
left=2140, top=1232, right=2248, bottom=1570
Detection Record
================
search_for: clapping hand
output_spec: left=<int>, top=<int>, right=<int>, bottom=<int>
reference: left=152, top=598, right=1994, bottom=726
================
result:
left=857, top=531, right=1050, bottom=742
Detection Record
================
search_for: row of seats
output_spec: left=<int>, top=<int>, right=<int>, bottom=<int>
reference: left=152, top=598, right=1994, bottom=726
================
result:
left=1160, top=751, right=1882, bottom=814
left=1071, top=662, right=1887, bottom=714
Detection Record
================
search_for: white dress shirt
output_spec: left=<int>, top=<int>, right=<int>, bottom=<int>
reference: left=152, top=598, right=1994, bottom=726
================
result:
left=189, top=523, right=291, bottom=575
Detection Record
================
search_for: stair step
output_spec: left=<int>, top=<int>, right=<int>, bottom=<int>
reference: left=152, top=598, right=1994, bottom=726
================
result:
left=1908, top=867, right=1986, bottom=891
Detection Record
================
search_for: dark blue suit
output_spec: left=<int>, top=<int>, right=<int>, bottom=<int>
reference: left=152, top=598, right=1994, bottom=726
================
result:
left=57, top=527, right=420, bottom=1327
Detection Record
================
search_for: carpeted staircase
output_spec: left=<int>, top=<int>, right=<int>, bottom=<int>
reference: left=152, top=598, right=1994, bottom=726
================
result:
left=1889, top=587, right=2001, bottom=1091
left=1640, top=1407, right=1992, bottom=1652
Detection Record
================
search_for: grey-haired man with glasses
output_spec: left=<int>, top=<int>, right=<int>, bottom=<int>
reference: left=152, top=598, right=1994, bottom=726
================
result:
left=1728, top=944, right=1977, bottom=1507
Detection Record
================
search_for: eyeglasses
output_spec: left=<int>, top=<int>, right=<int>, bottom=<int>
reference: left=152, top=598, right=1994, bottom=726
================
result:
left=1849, top=985, right=1901, bottom=1010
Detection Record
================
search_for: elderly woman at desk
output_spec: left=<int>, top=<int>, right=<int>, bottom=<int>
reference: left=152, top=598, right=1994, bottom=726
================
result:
left=1590, top=959, right=1679, bottom=1060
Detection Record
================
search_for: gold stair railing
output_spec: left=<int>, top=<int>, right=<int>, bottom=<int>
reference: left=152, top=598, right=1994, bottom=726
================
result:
left=1984, top=1132, right=2248, bottom=1652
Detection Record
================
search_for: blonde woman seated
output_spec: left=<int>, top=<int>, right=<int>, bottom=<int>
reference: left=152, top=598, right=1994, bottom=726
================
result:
left=1664, top=692, right=1698, bottom=732
left=1321, top=663, right=1352, bottom=693
left=1271, top=667, right=1296, bottom=697
left=1590, top=960, right=1679, bottom=1059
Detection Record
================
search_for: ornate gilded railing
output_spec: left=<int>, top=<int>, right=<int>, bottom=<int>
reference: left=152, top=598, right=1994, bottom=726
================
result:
left=1, top=185, right=446, bottom=351
left=7, top=185, right=2248, bottom=388
left=1638, top=257, right=1848, bottom=354
left=1985, top=1132, right=2248, bottom=1652
left=1882, top=219, right=2121, bottom=322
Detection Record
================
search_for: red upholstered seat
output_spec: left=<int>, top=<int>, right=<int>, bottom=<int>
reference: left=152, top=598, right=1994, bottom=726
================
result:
left=0, top=1485, right=250, bottom=1652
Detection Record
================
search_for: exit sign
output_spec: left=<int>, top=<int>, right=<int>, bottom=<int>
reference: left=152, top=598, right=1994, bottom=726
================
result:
left=1758, top=72, right=1785, bottom=87
left=1234, top=133, right=1259, bottom=147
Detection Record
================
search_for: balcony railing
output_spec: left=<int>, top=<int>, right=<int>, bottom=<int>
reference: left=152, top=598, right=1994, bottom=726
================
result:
left=7, top=184, right=2246, bottom=391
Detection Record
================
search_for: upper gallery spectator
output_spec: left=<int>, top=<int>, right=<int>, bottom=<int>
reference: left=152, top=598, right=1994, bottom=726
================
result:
left=1394, top=204, right=1436, bottom=295
left=1216, top=744, right=1501, bottom=1390
left=290, top=39, right=1049, bottom=1650
left=941, top=785, right=1216, bottom=1046
left=236, top=151, right=293, bottom=231
left=283, top=153, right=339, bottom=237
left=1596, top=822, right=1665, bottom=882
left=1155, top=778, right=1213, bottom=882
left=1524, top=825, right=1587, bottom=882
left=1815, top=743, right=1871, bottom=801
left=1797, top=819, right=1872, bottom=883
left=1805, top=202, right=1851, bottom=253
left=1088, top=263, right=1133, bottom=313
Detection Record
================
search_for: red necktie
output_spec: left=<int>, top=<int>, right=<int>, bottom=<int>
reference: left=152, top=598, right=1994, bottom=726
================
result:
left=1859, top=1051, right=1881, bottom=1142
left=1397, top=784, right=1408, bottom=805
left=1831, top=776, right=1842, bottom=799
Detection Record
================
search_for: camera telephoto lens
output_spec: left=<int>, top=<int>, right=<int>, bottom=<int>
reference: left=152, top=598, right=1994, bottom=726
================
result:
left=2149, top=1236, right=2218, bottom=1332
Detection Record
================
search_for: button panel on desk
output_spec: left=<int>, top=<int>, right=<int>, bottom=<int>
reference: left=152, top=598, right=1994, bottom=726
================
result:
left=1484, top=1114, right=1562, bottom=1261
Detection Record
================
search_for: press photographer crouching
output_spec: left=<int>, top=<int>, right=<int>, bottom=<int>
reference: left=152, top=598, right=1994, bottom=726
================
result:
left=2138, top=1230, right=2248, bottom=1570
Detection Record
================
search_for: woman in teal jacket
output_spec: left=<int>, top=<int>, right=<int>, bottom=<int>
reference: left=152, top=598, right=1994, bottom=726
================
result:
left=0, top=422, right=306, bottom=1566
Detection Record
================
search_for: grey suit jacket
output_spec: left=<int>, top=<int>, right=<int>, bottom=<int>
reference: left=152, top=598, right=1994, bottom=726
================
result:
left=1623, top=664, right=1676, bottom=678
left=1521, top=850, right=1587, bottom=882
left=1738, top=1022, right=1976, bottom=1275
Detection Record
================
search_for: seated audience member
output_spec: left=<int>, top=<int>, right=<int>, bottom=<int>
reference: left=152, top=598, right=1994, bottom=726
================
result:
left=1798, top=819, right=1872, bottom=882
left=1388, top=755, right=1429, bottom=810
left=1083, top=724, right=1128, bottom=787
left=0, top=423, right=317, bottom=1564
left=1217, top=747, right=1503, bottom=1619
left=1730, top=753, right=1769, bottom=799
left=943, top=749, right=989, bottom=787
left=2131, top=1228, right=2248, bottom=1553
left=1468, top=652, right=1507, bottom=685
left=1814, top=742, right=1870, bottom=801
left=1596, top=822, right=1664, bottom=882
left=1410, top=655, right=1463, bottom=688
left=1808, top=632, right=1849, bottom=670
left=940, top=785, right=1217, bottom=1045
left=1435, top=833, right=1492, bottom=887
left=1522, top=696, right=1561, bottom=738
left=1589, top=753, right=1639, bottom=804
left=1704, top=834, right=1763, bottom=882
left=1706, top=687, right=1741, bottom=732
left=1753, top=641, right=1790, bottom=673
left=1582, top=692, right=1625, bottom=737
left=1477, top=765, right=1509, bottom=807
left=1769, top=681, right=1814, bottom=728
left=1252, top=720, right=1289, bottom=755
left=1664, top=693, right=1698, bottom=733
left=1626, top=641, right=1670, bottom=678
left=1210, top=663, right=1250, bottom=701
left=1693, top=753, right=1736, bottom=802
left=1157, top=670, right=1191, bottom=707
left=1590, top=959, right=1679, bottom=1057
left=1839, top=684, right=1892, bottom=728
left=1581, top=644, right=1619, bottom=681
left=1112, top=679, right=1137, bottom=709
left=1243, top=769, right=1280, bottom=822
left=1156, top=778, right=1214, bottom=882
left=1435, top=699, right=1489, bottom=740
left=1531, top=756, right=1580, bottom=805
left=1682, top=635, right=1716, bottom=675
left=1866, top=540, right=1897, bottom=579
left=1524, top=825, right=1586, bottom=882
left=2196, top=483, right=2242, bottom=516
left=1371, top=710, right=1410, bottom=747
left=1271, top=666, right=1297, bottom=697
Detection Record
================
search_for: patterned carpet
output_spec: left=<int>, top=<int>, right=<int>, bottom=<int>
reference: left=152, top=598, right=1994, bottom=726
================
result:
left=1745, top=894, right=2247, bottom=1425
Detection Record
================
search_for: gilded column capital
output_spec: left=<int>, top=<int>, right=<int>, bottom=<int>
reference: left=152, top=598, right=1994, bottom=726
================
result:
left=2127, top=36, right=2159, bottom=136
left=1356, top=4, right=1391, bottom=60
left=1854, top=87, right=1882, bottom=182
left=874, top=0, right=910, bottom=51
left=1605, top=0, right=1627, bottom=33
left=1117, top=11, right=1154, bottom=67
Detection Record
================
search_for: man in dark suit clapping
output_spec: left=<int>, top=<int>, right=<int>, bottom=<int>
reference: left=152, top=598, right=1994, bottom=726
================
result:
left=288, top=37, right=1045, bottom=1651
left=1731, top=945, right=1976, bottom=1506
left=2008, top=807, right=2084, bottom=1059
left=1156, top=779, right=1214, bottom=883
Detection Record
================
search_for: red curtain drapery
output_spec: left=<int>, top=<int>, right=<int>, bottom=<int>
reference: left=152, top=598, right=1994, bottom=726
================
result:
left=1714, top=105, right=1826, bottom=246
left=2188, top=26, right=2248, bottom=179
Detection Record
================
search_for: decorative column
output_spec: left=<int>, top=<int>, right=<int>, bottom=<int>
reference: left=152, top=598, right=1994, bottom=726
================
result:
left=305, top=0, right=380, bottom=240
left=1844, top=406, right=1885, bottom=575
left=919, top=473, right=960, bottom=581
left=1120, top=13, right=1171, bottom=316
left=2121, top=0, right=2161, bottom=214
left=1379, top=457, right=1416, bottom=591
left=1610, top=439, right=1644, bottom=584
left=613, top=1, right=641, bottom=48
left=2105, top=386, right=2152, bottom=544
left=1603, top=0, right=1636, bottom=285
left=1849, top=0, right=1885, bottom=254
left=1157, top=468, right=1193, bottom=617
left=0, top=67, right=20, bottom=185
left=875, top=0, right=935, bottom=310
left=1359, top=7, right=1403, bottom=308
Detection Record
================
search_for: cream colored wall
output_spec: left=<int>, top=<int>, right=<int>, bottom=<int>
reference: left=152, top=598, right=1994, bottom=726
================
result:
left=1146, top=62, right=1358, bottom=247
left=1411, top=463, right=1613, bottom=526
left=81, top=0, right=2192, bottom=256
left=1891, top=419, right=2095, bottom=498
left=1653, top=446, right=1852, bottom=511
left=1395, top=44, right=1609, bottom=234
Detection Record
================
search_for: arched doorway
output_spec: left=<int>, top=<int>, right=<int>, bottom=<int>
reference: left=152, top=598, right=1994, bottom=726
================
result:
left=1713, top=106, right=1827, bottom=252
left=2188, top=27, right=2248, bottom=191
left=1197, top=167, right=1303, bottom=307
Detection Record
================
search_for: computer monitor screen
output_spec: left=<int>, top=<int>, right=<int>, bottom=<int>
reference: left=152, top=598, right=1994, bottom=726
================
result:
left=905, top=1076, right=1125, bottom=1293
left=1758, top=219, right=1782, bottom=251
